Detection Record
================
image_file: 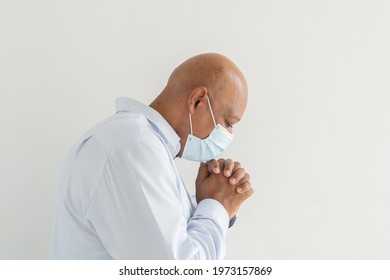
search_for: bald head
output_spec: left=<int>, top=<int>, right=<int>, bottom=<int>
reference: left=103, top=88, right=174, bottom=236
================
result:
left=166, top=53, right=247, bottom=103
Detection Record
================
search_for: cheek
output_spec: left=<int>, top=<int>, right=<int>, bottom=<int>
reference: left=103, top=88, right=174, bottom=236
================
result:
left=214, top=117, right=224, bottom=127
left=195, top=118, right=215, bottom=139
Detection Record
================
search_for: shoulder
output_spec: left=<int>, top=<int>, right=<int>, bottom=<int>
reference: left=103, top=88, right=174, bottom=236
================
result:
left=92, top=112, right=170, bottom=160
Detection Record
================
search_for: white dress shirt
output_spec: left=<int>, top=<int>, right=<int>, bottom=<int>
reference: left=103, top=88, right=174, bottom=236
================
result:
left=50, top=97, right=230, bottom=259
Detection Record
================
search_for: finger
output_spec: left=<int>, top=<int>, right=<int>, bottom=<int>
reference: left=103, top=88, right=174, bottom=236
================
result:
left=207, top=159, right=220, bottom=174
left=196, top=162, right=210, bottom=183
left=229, top=168, right=246, bottom=185
left=218, top=158, right=225, bottom=174
left=232, top=161, right=242, bottom=172
left=223, top=159, right=234, bottom=177
left=244, top=185, right=254, bottom=198
left=236, top=176, right=251, bottom=193
left=237, top=172, right=250, bottom=185
left=237, top=182, right=254, bottom=199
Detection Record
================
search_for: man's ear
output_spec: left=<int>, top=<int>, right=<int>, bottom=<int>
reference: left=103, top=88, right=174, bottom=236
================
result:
left=187, top=87, right=208, bottom=114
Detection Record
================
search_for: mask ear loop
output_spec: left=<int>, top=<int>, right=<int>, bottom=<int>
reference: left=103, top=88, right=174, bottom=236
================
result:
left=206, top=95, right=217, bottom=127
left=188, top=113, right=193, bottom=135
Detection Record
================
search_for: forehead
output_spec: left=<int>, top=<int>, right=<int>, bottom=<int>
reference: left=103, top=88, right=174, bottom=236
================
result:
left=216, top=91, right=247, bottom=123
left=227, top=100, right=246, bottom=122
left=228, top=80, right=248, bottom=119
left=213, top=69, right=248, bottom=121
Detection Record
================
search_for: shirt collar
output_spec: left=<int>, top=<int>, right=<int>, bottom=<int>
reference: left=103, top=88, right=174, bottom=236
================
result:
left=115, top=97, right=181, bottom=158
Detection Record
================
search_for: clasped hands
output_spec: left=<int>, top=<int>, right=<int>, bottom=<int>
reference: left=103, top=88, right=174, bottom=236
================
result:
left=195, top=159, right=253, bottom=219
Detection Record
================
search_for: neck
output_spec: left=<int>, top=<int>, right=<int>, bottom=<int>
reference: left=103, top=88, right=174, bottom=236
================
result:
left=149, top=94, right=187, bottom=158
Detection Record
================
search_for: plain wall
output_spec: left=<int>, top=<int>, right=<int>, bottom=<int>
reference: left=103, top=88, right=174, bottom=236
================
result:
left=1, top=0, right=389, bottom=259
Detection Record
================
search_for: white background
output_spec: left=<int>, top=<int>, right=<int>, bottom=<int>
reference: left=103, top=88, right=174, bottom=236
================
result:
left=0, top=0, right=389, bottom=259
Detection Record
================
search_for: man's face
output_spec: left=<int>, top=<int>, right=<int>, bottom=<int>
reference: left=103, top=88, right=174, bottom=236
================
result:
left=213, top=96, right=247, bottom=135
left=186, top=72, right=248, bottom=140
left=190, top=95, right=246, bottom=143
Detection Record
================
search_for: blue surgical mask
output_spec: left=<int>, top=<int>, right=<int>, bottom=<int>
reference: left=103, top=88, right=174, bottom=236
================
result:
left=181, top=95, right=234, bottom=162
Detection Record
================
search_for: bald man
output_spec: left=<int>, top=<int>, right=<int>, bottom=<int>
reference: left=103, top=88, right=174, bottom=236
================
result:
left=50, top=53, right=253, bottom=260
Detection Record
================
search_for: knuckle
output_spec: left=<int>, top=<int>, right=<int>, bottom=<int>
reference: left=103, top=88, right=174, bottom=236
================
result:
left=236, top=168, right=245, bottom=176
left=242, top=186, right=253, bottom=198
left=239, top=184, right=249, bottom=192
left=233, top=169, right=244, bottom=179
left=237, top=175, right=245, bottom=183
left=245, top=182, right=252, bottom=189
left=243, top=182, right=251, bottom=189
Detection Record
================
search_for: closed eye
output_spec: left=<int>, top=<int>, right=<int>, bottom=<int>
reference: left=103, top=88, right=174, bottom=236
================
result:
left=225, top=120, right=233, bottom=128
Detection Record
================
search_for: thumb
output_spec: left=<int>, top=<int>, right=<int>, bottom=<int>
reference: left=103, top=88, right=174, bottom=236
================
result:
left=196, top=162, right=210, bottom=183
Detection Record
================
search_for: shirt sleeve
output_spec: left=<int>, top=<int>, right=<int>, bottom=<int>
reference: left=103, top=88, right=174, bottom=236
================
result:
left=191, top=195, right=237, bottom=228
left=85, top=128, right=229, bottom=259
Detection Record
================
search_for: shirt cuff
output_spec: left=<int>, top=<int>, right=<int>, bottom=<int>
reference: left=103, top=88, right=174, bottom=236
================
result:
left=193, top=198, right=230, bottom=231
